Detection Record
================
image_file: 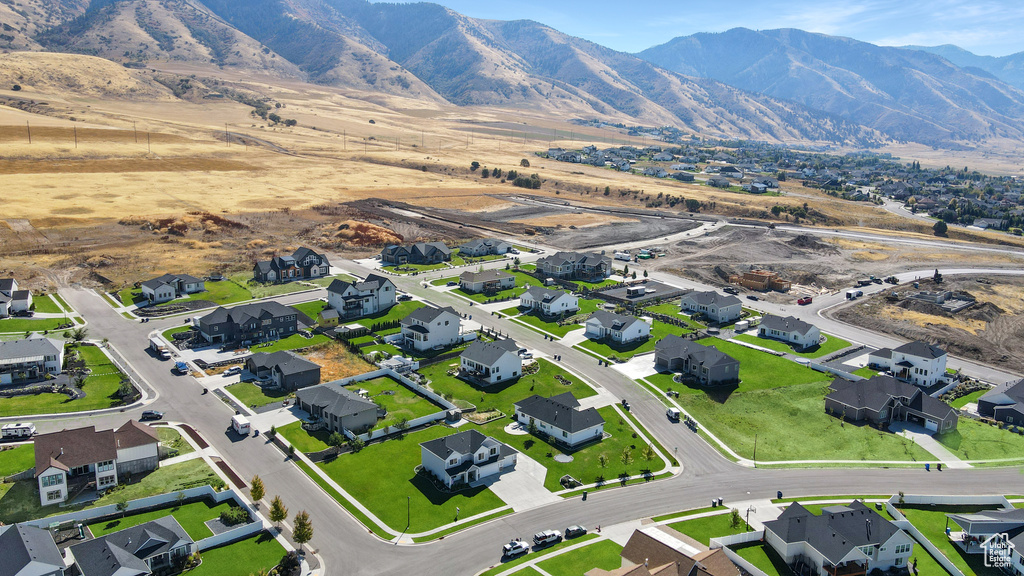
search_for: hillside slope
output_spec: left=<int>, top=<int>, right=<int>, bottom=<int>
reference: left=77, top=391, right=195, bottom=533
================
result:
left=0, top=51, right=175, bottom=99
left=904, top=44, right=1024, bottom=92
left=0, top=0, right=88, bottom=50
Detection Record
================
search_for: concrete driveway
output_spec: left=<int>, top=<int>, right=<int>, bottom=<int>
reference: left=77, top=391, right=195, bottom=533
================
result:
left=482, top=452, right=561, bottom=512
left=888, top=422, right=971, bottom=469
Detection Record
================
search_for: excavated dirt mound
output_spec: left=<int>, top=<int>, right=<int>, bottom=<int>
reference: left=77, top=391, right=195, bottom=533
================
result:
left=333, top=220, right=403, bottom=246
left=788, top=234, right=839, bottom=253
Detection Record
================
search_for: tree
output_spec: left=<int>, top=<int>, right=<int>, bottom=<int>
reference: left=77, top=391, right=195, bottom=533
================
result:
left=470, top=161, right=480, bottom=171
left=620, top=446, right=633, bottom=469
left=641, top=443, right=656, bottom=463
left=395, top=418, right=410, bottom=438
left=292, top=510, right=314, bottom=547
left=73, top=373, right=87, bottom=389
left=598, top=453, right=608, bottom=468
left=115, top=497, right=129, bottom=518
left=604, top=186, right=611, bottom=195
left=730, top=508, right=742, bottom=529
left=117, top=380, right=134, bottom=398
left=933, top=220, right=948, bottom=236
left=250, top=475, right=265, bottom=507
left=284, top=119, right=297, bottom=127
left=71, top=327, right=88, bottom=342
left=12, top=84, right=21, bottom=91
left=520, top=158, right=530, bottom=167
left=348, top=437, right=366, bottom=453
left=643, top=270, right=649, bottom=278
left=268, top=113, right=281, bottom=124
left=631, top=272, right=637, bottom=280
left=327, top=432, right=346, bottom=447
left=269, top=496, right=288, bottom=527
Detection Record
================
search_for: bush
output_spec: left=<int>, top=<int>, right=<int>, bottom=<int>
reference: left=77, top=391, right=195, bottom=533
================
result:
left=219, top=506, right=250, bottom=526
left=12, top=85, right=21, bottom=91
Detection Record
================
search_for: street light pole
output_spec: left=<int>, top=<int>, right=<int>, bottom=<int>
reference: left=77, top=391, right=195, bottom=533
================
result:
left=753, top=434, right=757, bottom=468
left=407, top=496, right=410, bottom=530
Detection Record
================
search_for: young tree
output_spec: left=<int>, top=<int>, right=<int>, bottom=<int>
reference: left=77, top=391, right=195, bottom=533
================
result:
left=71, top=327, right=88, bottom=342
left=396, top=418, right=410, bottom=438
left=292, top=510, right=314, bottom=547
left=269, top=496, right=288, bottom=527
left=598, top=453, right=608, bottom=468
left=118, top=380, right=134, bottom=398
left=520, top=158, right=530, bottom=167
left=620, top=446, right=633, bottom=469
left=115, top=497, right=129, bottom=518
left=470, top=161, right=480, bottom=171
left=250, top=475, right=265, bottom=507
left=327, top=432, right=346, bottom=447
left=641, top=443, right=656, bottom=463
left=348, top=437, right=366, bottom=453
left=729, top=508, right=742, bottom=529
left=643, top=270, right=649, bottom=278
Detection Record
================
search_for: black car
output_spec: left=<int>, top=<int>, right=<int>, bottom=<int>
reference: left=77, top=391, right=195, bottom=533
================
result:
left=723, top=287, right=739, bottom=295
left=746, top=295, right=759, bottom=301
left=397, top=294, right=413, bottom=301
left=140, top=410, right=163, bottom=421
left=564, top=525, right=587, bottom=539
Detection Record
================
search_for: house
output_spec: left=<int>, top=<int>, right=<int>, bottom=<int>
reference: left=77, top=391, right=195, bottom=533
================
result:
left=295, top=381, right=380, bottom=434
left=518, top=286, right=579, bottom=316
left=536, top=251, right=612, bottom=281
left=0, top=523, right=65, bottom=576
left=585, top=311, right=651, bottom=344
left=758, top=315, right=822, bottom=351
left=326, top=274, right=396, bottom=320
left=196, top=302, right=298, bottom=345
left=69, top=516, right=194, bottom=576
left=945, top=507, right=1024, bottom=556
left=458, top=270, right=515, bottom=294
left=718, top=166, right=743, bottom=178
left=728, top=269, right=791, bottom=292
left=34, top=420, right=159, bottom=506
left=654, top=335, right=739, bottom=386
left=977, top=379, right=1024, bottom=425
left=706, top=176, right=731, bottom=188
left=0, top=278, right=33, bottom=317
left=586, top=527, right=740, bottom=576
left=459, top=339, right=522, bottom=385
left=868, top=341, right=948, bottom=387
left=244, top=350, right=321, bottom=391
left=419, top=429, right=517, bottom=489
left=652, top=152, right=675, bottom=162
left=678, top=291, right=742, bottom=324
left=763, top=501, right=915, bottom=576
left=380, top=242, right=451, bottom=265
left=458, top=238, right=511, bottom=257
left=400, top=306, right=461, bottom=352
left=672, top=172, right=695, bottom=182
left=0, top=335, right=65, bottom=385
left=514, top=392, right=604, bottom=448
left=825, top=375, right=958, bottom=432
left=139, top=273, right=205, bottom=304
left=253, top=247, right=330, bottom=283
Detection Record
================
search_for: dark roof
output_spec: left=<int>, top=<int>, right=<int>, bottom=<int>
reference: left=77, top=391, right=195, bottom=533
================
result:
left=0, top=279, right=14, bottom=292
left=0, top=335, right=63, bottom=364
left=620, top=530, right=698, bottom=576
left=420, top=429, right=510, bottom=460
left=893, top=341, right=946, bottom=359
left=827, top=375, right=920, bottom=412
left=514, top=392, right=605, bottom=434
left=199, top=301, right=296, bottom=327
left=947, top=508, right=1024, bottom=535
left=327, top=273, right=392, bottom=296
left=246, top=350, right=321, bottom=377
left=291, top=246, right=328, bottom=266
left=401, top=306, right=459, bottom=325
left=763, top=501, right=901, bottom=565
left=295, top=381, right=378, bottom=419
left=460, top=269, right=514, bottom=283
left=760, top=314, right=817, bottom=336
left=871, top=348, right=893, bottom=359
left=521, top=286, right=572, bottom=303
left=35, top=426, right=117, bottom=477
left=681, top=291, right=741, bottom=308
left=537, top=251, right=611, bottom=268
left=114, top=420, right=159, bottom=450
left=588, top=310, right=645, bottom=332
left=655, top=335, right=738, bottom=369
left=0, top=523, right=65, bottom=576
left=461, top=339, right=520, bottom=365
left=981, top=379, right=1024, bottom=407
left=70, top=516, right=193, bottom=576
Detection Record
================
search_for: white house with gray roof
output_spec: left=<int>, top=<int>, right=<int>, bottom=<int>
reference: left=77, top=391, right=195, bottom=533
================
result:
left=0, top=335, right=64, bottom=386
left=140, top=273, right=205, bottom=304
left=514, top=392, right=604, bottom=448
left=69, top=516, right=194, bottom=576
left=758, top=315, right=821, bottom=351
left=518, top=287, right=578, bottom=316
left=678, top=290, right=742, bottom=324
left=0, top=278, right=33, bottom=318
left=585, top=311, right=651, bottom=344
left=326, top=273, right=396, bottom=320
left=400, top=306, right=461, bottom=352
left=459, top=339, right=521, bottom=385
left=458, top=238, right=511, bottom=257
left=420, top=429, right=517, bottom=488
left=0, top=523, right=65, bottom=576
left=978, top=379, right=1024, bottom=425
left=537, top=251, right=612, bottom=281
left=459, top=269, right=515, bottom=294
left=868, top=341, right=948, bottom=387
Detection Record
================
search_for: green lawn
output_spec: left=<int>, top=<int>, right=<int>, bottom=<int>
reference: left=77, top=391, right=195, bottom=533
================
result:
left=354, top=376, right=445, bottom=431
left=32, top=295, right=64, bottom=314
left=853, top=367, right=880, bottom=378
left=642, top=303, right=706, bottom=329
left=291, top=300, right=328, bottom=320
left=478, top=406, right=666, bottom=492
left=430, top=276, right=457, bottom=286
left=158, top=427, right=195, bottom=457
left=0, top=445, right=35, bottom=477
left=676, top=381, right=936, bottom=462
left=417, top=358, right=595, bottom=415
left=0, top=344, right=126, bottom=417
left=316, top=425, right=507, bottom=533
left=120, top=280, right=253, bottom=307
left=732, top=333, right=852, bottom=359
left=351, top=301, right=426, bottom=329
left=511, top=299, right=605, bottom=338
left=277, top=421, right=331, bottom=454
left=453, top=271, right=546, bottom=303
left=188, top=532, right=287, bottom=576
left=0, top=317, right=69, bottom=333
left=935, top=418, right=1024, bottom=462
left=251, top=333, right=330, bottom=353
left=383, top=261, right=453, bottom=274
left=899, top=505, right=1003, bottom=576
left=731, top=542, right=793, bottom=576
left=52, top=294, right=73, bottom=313
left=229, top=273, right=317, bottom=300
left=950, top=389, right=989, bottom=409
left=89, top=498, right=235, bottom=540
left=668, top=512, right=745, bottom=545
left=225, top=381, right=290, bottom=409
left=577, top=319, right=689, bottom=361
left=536, top=539, right=624, bottom=576
left=162, top=325, right=192, bottom=342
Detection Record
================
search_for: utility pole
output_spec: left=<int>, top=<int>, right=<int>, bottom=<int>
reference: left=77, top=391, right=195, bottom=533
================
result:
left=147, top=132, right=151, bottom=154
left=26, top=121, right=31, bottom=144
left=225, top=123, right=229, bottom=146
left=407, top=496, right=410, bottom=530
left=74, top=126, right=78, bottom=149
left=133, top=121, right=138, bottom=143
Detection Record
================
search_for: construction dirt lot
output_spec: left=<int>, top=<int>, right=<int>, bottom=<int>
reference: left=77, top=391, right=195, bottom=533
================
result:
left=830, top=275, right=1024, bottom=374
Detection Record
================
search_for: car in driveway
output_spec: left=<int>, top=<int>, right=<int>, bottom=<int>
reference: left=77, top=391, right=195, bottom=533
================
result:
left=533, top=530, right=562, bottom=546
left=564, top=525, right=587, bottom=539
left=140, top=410, right=163, bottom=421
left=502, top=539, right=529, bottom=558
left=397, top=294, right=413, bottom=301
left=223, top=366, right=242, bottom=376
left=446, top=281, right=458, bottom=287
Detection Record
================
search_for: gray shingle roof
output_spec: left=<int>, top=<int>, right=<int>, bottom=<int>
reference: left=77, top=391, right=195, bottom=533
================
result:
left=588, top=310, right=644, bottom=331
left=681, top=291, right=741, bottom=308
left=460, top=339, right=519, bottom=366
left=0, top=335, right=62, bottom=365
left=827, top=375, right=919, bottom=412
left=521, top=286, right=571, bottom=303
left=0, top=523, right=65, bottom=576
left=460, top=269, right=514, bottom=283
left=764, top=501, right=900, bottom=565
left=295, top=381, right=378, bottom=418
left=893, top=341, right=947, bottom=359
left=514, top=392, right=605, bottom=434
left=35, top=425, right=117, bottom=476
left=401, top=306, right=459, bottom=325
left=70, top=516, right=193, bottom=576
left=246, top=350, right=321, bottom=377
left=760, top=314, right=816, bottom=336
left=655, top=335, right=738, bottom=369
left=981, top=379, right=1024, bottom=407
left=420, top=429, right=511, bottom=460
left=199, top=301, right=295, bottom=327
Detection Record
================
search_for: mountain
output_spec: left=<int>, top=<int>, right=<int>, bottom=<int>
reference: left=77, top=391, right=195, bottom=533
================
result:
left=638, top=28, right=1024, bottom=147
left=903, top=44, right=1024, bottom=92
left=0, top=0, right=88, bottom=50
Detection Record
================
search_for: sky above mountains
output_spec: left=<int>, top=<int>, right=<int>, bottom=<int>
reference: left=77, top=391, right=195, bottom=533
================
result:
left=378, top=0, right=1024, bottom=56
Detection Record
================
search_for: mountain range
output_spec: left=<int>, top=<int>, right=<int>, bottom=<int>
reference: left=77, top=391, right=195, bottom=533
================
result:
left=3, top=0, right=1024, bottom=149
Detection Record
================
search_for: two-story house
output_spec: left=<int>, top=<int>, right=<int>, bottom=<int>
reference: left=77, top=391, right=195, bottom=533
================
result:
left=419, top=429, right=517, bottom=489
left=458, top=238, right=511, bottom=257
left=69, top=517, right=195, bottom=576
left=978, top=379, right=1024, bottom=425
left=0, top=334, right=65, bottom=385
left=518, top=287, right=579, bottom=317
left=380, top=242, right=452, bottom=265
left=536, top=251, right=612, bottom=281
left=140, top=273, right=206, bottom=304
left=0, top=523, right=66, bottom=576
left=458, top=270, right=515, bottom=294
left=459, top=339, right=522, bottom=385
left=326, top=274, right=396, bottom=320
left=758, top=315, right=822, bottom=351
left=253, top=247, right=330, bottom=283
left=678, top=291, right=742, bottom=324
left=244, top=350, right=321, bottom=391
left=34, top=421, right=159, bottom=506
left=654, top=335, right=739, bottom=386
left=868, top=341, right=948, bottom=387
left=197, top=302, right=299, bottom=345
left=514, top=392, right=604, bottom=448
left=764, top=501, right=915, bottom=576
left=825, top=374, right=958, bottom=433
left=0, top=278, right=32, bottom=317
left=400, top=306, right=461, bottom=352
left=585, top=311, right=651, bottom=344
left=295, top=381, right=380, bottom=435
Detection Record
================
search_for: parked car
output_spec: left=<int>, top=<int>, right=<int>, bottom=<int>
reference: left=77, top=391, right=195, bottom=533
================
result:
left=224, top=366, right=242, bottom=376
left=502, top=539, right=529, bottom=558
left=446, top=281, right=458, bottom=287
left=140, top=410, right=163, bottom=421
left=397, top=294, right=413, bottom=301
left=533, top=530, right=562, bottom=546
left=723, top=287, right=739, bottom=295
left=564, top=525, right=587, bottom=539
left=666, top=407, right=681, bottom=421
left=746, top=295, right=759, bottom=301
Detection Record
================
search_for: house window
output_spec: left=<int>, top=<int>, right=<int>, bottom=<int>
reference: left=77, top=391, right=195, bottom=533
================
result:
left=859, top=545, right=874, bottom=557
left=562, top=431, right=567, bottom=438
left=97, top=460, right=114, bottom=473
left=448, top=458, right=458, bottom=466
left=41, top=474, right=64, bottom=487
left=490, top=448, right=497, bottom=455
left=895, top=544, right=912, bottom=555
left=46, top=490, right=62, bottom=502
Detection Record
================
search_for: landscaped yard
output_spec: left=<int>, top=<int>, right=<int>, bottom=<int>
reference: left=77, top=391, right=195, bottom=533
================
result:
left=351, top=301, right=426, bottom=329
left=0, top=317, right=70, bottom=333
left=453, top=270, right=547, bottom=303
left=32, top=294, right=65, bottom=314
left=853, top=367, right=880, bottom=378
left=898, top=504, right=1003, bottom=576
left=0, top=344, right=126, bottom=417
left=509, top=298, right=606, bottom=338
left=731, top=542, right=792, bottom=576
left=732, top=332, right=852, bottom=358
left=0, top=445, right=34, bottom=477
left=675, top=381, right=936, bottom=462
left=642, top=303, right=706, bottom=329
left=120, top=280, right=253, bottom=308
left=291, top=299, right=328, bottom=320
left=576, top=319, right=690, bottom=361
left=250, top=333, right=331, bottom=354
left=935, top=418, right=1024, bottom=462
left=950, top=389, right=989, bottom=409
left=536, top=539, right=624, bottom=576
left=668, top=511, right=746, bottom=545
left=353, top=376, right=445, bottom=431
left=187, top=532, right=288, bottom=576
left=89, top=498, right=236, bottom=540
left=277, top=421, right=331, bottom=454
left=225, top=381, right=291, bottom=409
left=417, top=358, right=596, bottom=416
left=162, top=325, right=192, bottom=342
left=158, top=427, right=195, bottom=457
left=315, top=425, right=507, bottom=532
left=383, top=261, right=453, bottom=274
left=308, top=274, right=357, bottom=288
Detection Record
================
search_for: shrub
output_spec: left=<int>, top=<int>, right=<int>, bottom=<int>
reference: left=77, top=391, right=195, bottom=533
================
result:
left=219, top=506, right=250, bottom=526
left=12, top=84, right=21, bottom=91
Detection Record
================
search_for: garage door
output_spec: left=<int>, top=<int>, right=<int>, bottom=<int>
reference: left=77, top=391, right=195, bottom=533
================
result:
left=925, top=419, right=938, bottom=432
